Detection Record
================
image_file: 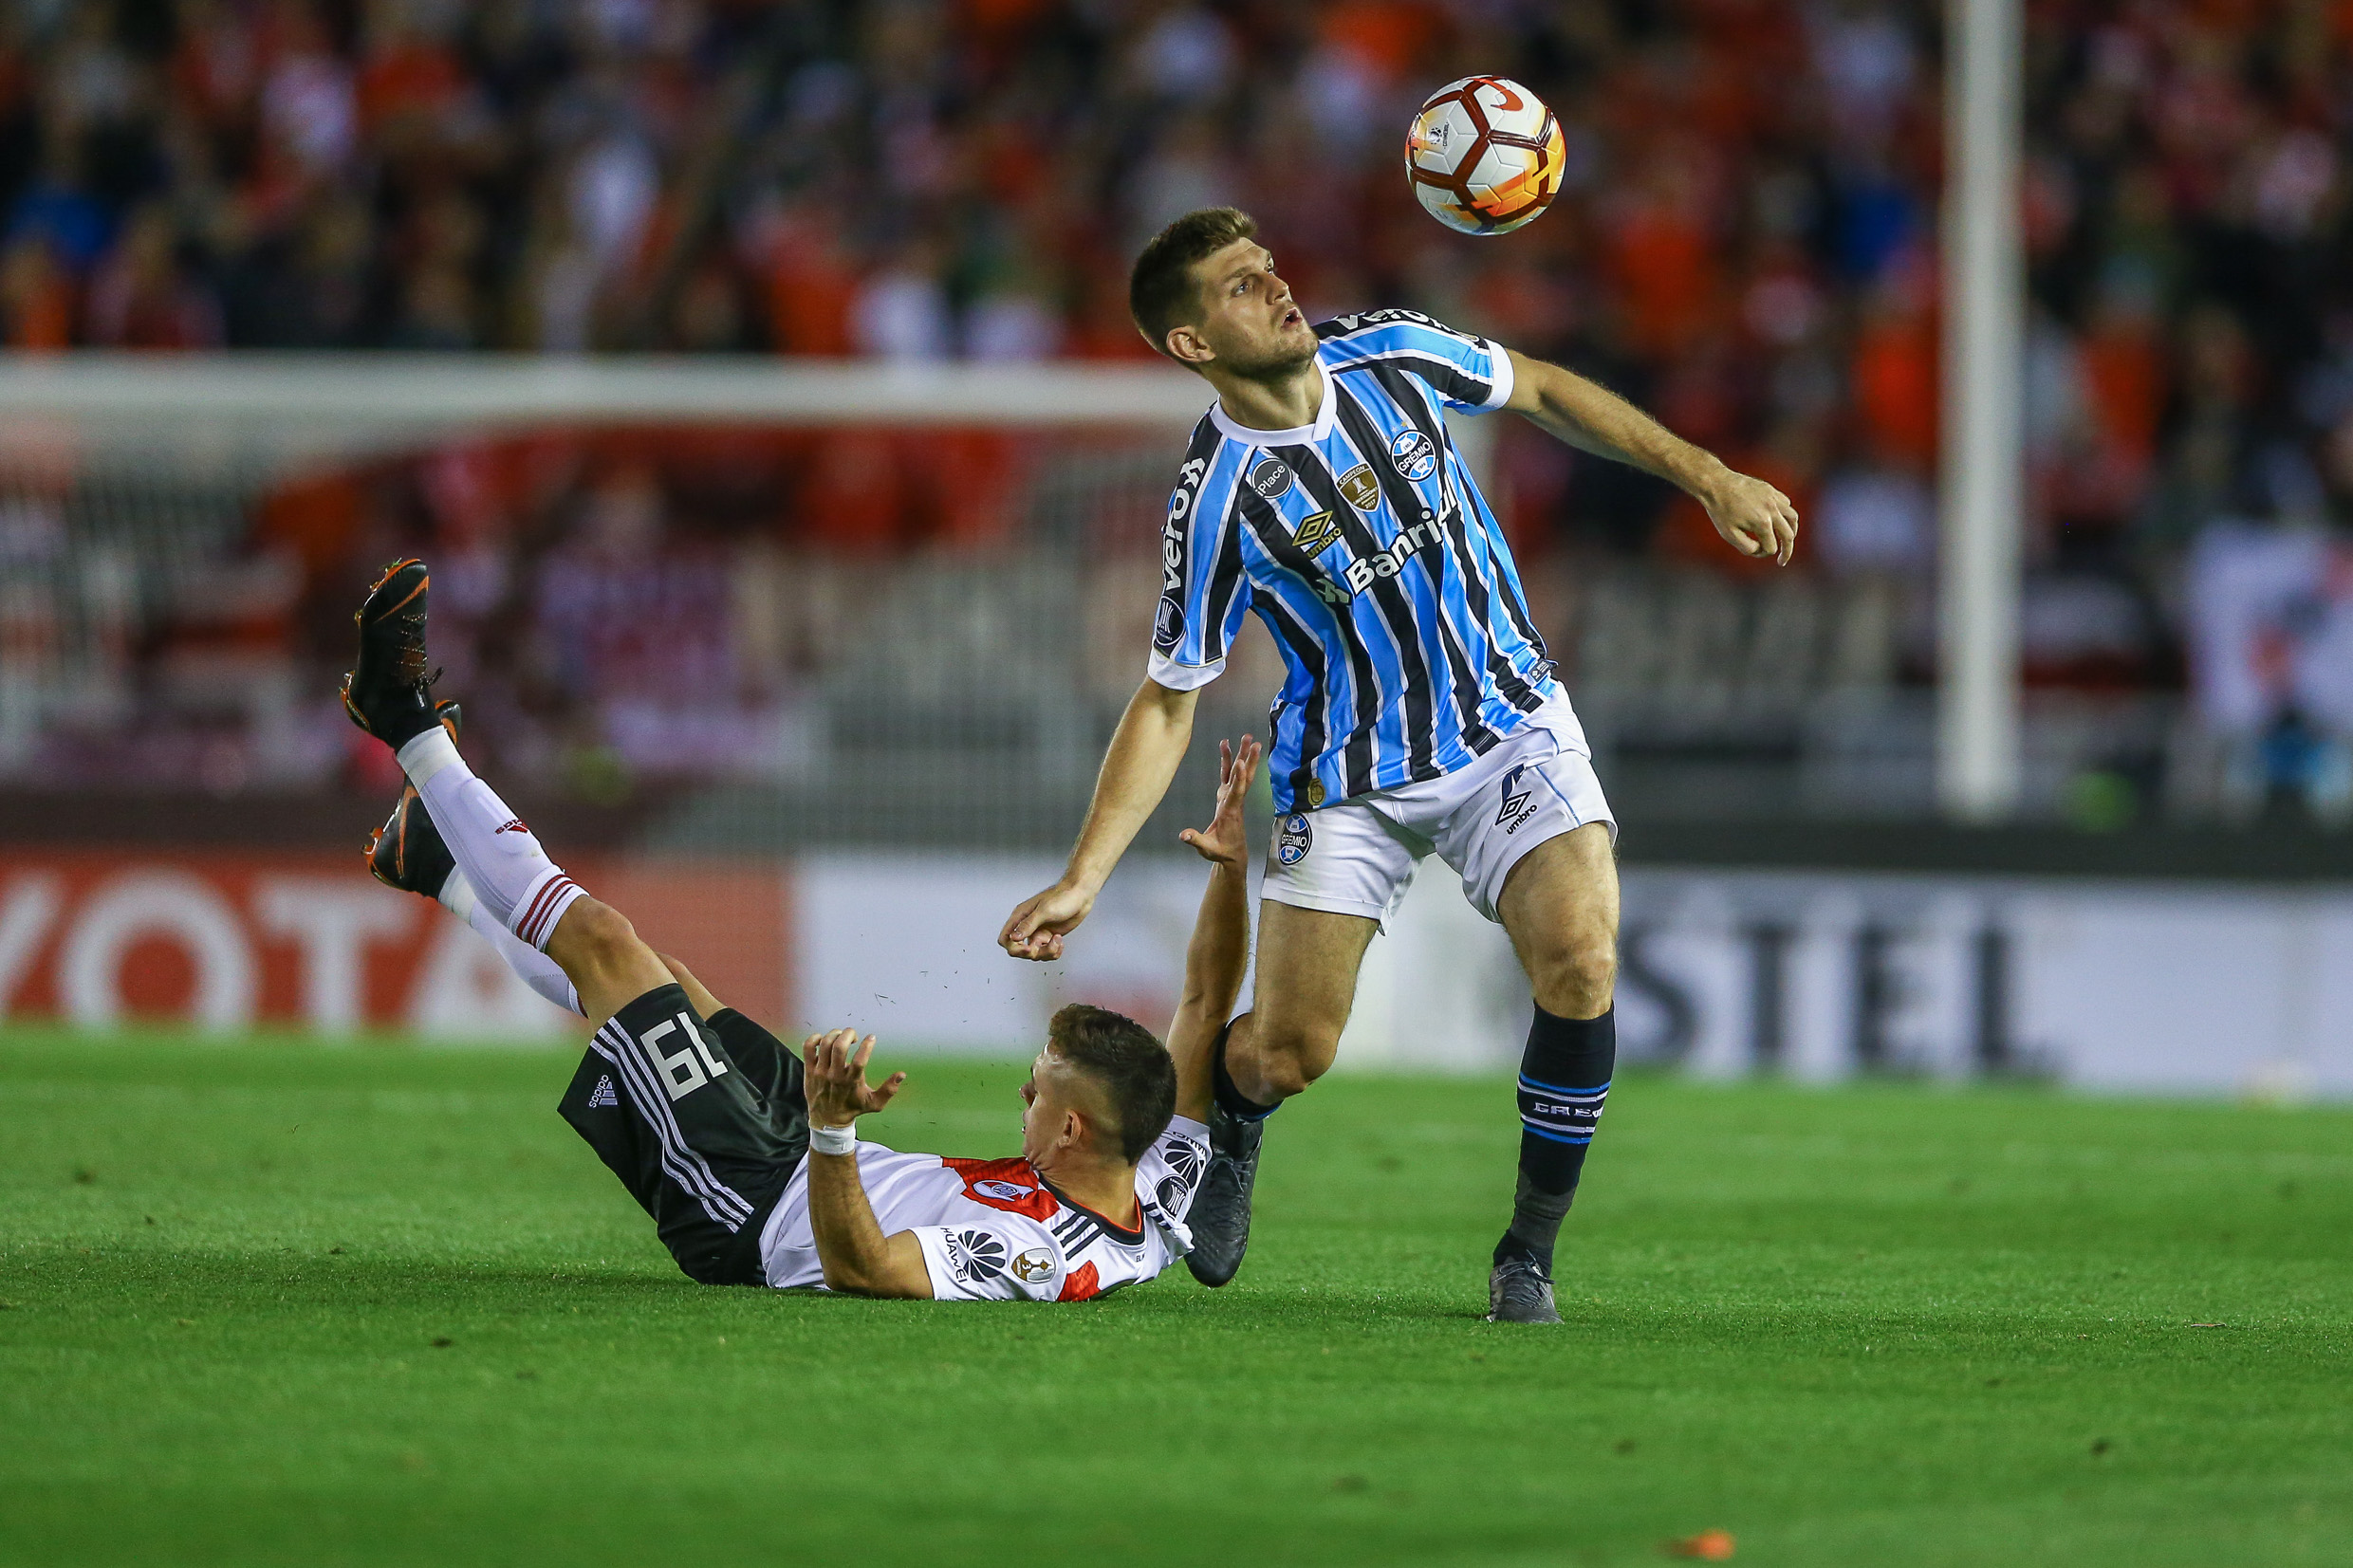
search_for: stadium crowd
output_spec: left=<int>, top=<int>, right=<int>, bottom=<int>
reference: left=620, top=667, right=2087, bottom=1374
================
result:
left=1, top=0, right=2350, bottom=815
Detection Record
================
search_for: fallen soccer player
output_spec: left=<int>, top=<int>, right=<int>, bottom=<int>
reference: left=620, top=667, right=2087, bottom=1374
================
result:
left=343, top=559, right=1263, bottom=1301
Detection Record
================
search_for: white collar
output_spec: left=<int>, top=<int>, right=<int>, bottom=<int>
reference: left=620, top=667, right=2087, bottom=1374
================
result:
left=1209, top=356, right=1333, bottom=447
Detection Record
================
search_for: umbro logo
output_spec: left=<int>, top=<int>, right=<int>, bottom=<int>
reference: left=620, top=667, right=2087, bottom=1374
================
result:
left=496, top=819, right=530, bottom=835
left=1290, top=509, right=1343, bottom=555
left=586, top=1075, right=619, bottom=1108
left=1496, top=764, right=1538, bottom=832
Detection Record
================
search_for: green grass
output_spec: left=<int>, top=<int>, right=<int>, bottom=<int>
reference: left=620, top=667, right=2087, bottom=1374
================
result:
left=3, top=1028, right=2350, bottom=1567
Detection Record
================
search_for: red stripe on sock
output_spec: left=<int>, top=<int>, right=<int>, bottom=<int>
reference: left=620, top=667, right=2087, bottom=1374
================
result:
left=522, top=877, right=578, bottom=947
left=513, top=876, right=565, bottom=946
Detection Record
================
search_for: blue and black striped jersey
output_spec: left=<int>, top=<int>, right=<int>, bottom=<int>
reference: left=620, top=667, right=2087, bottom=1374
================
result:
left=1148, top=309, right=1562, bottom=813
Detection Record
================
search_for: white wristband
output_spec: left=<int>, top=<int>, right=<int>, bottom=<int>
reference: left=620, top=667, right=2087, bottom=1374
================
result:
left=808, top=1122, right=857, bottom=1155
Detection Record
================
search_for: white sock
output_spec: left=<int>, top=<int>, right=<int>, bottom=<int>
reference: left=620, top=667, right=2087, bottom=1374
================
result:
left=439, top=871, right=582, bottom=1016
left=398, top=725, right=585, bottom=951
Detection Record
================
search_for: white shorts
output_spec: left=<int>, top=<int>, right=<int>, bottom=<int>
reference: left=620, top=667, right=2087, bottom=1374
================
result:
left=1262, top=696, right=1615, bottom=928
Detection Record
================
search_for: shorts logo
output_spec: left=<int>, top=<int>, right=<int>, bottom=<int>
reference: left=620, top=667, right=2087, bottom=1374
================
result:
left=1496, top=763, right=1539, bottom=833
left=1249, top=458, right=1293, bottom=499
left=1338, top=465, right=1382, bottom=512
left=1290, top=509, right=1343, bottom=555
left=1153, top=597, right=1184, bottom=650
left=947, top=1229, right=1008, bottom=1282
left=1156, top=1176, right=1187, bottom=1212
left=1276, top=812, right=1312, bottom=866
left=973, top=1179, right=1033, bottom=1202
left=585, top=1074, right=619, bottom=1109
left=1389, top=429, right=1437, bottom=482
left=1011, top=1246, right=1056, bottom=1283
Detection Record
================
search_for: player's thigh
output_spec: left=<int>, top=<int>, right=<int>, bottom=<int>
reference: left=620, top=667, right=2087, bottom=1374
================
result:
left=1494, top=821, right=1621, bottom=1004
left=548, top=897, right=676, bottom=1025
left=1251, top=898, right=1379, bottom=1066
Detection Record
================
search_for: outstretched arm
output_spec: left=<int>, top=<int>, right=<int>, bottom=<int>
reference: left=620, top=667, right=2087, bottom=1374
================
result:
left=1502, top=347, right=1799, bottom=565
left=1168, top=735, right=1260, bottom=1122
left=800, top=1028, right=929, bottom=1299
left=999, top=676, right=1200, bottom=961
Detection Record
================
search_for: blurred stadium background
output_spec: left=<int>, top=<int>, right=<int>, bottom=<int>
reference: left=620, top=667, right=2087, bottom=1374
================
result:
left=0, top=0, right=2347, bottom=1091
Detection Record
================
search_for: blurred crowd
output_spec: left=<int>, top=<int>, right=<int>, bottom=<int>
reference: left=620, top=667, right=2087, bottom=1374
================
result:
left=3, top=0, right=2352, bottom=816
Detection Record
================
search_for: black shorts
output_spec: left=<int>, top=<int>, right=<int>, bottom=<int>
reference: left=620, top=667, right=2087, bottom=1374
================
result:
left=558, top=984, right=808, bottom=1285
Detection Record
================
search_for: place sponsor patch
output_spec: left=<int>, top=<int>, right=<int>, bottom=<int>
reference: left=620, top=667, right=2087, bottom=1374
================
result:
left=1249, top=457, right=1294, bottom=499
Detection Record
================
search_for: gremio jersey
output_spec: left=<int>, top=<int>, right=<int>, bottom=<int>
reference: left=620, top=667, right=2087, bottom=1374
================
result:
left=1148, top=310, right=1563, bottom=813
left=757, top=1117, right=1208, bottom=1302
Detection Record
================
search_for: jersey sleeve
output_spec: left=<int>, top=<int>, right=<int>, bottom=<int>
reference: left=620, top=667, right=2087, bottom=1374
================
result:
left=909, top=1216, right=1065, bottom=1302
left=1146, top=438, right=1251, bottom=692
left=1142, top=1116, right=1212, bottom=1224
left=1316, top=309, right=1516, bottom=414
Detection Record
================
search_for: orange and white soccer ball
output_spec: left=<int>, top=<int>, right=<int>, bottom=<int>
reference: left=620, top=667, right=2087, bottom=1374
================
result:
left=1404, top=76, right=1566, bottom=236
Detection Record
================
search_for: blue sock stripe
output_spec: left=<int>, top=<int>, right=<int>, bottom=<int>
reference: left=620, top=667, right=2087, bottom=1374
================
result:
left=1520, top=1122, right=1594, bottom=1145
left=1518, top=1075, right=1610, bottom=1096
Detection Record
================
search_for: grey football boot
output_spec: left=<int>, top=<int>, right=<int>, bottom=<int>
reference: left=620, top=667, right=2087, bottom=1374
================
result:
left=1486, top=1256, right=1562, bottom=1324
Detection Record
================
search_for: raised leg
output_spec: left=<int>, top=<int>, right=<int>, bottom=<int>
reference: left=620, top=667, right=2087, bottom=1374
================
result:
left=1185, top=900, right=1377, bottom=1287
left=1219, top=900, right=1380, bottom=1106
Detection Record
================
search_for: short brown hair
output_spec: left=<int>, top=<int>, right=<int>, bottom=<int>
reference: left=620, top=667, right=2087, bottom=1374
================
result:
left=1047, top=1003, right=1176, bottom=1164
left=1129, top=207, right=1258, bottom=360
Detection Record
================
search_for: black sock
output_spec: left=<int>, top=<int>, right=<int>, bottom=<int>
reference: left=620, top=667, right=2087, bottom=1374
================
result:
left=1210, top=1019, right=1279, bottom=1122
left=1494, top=1005, right=1614, bottom=1274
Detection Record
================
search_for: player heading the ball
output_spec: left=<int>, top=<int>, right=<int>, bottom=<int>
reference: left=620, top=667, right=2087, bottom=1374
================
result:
left=998, top=205, right=1798, bottom=1324
left=344, top=557, right=1268, bottom=1303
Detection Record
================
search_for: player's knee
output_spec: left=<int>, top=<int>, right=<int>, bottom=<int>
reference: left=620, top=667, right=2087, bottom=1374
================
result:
left=1532, top=939, right=1616, bottom=1017
left=561, top=898, right=641, bottom=971
left=1253, top=1016, right=1342, bottom=1098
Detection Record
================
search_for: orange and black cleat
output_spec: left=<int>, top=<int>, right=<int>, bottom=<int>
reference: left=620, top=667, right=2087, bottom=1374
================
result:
left=340, top=558, right=439, bottom=746
left=365, top=701, right=462, bottom=897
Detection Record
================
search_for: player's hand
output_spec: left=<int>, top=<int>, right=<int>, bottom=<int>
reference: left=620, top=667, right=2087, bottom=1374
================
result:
left=801, top=1027, right=905, bottom=1128
left=1702, top=467, right=1800, bottom=566
left=999, top=880, right=1094, bottom=962
left=1178, top=734, right=1259, bottom=868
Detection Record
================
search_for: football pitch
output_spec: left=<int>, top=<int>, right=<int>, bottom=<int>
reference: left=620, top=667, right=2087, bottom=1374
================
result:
left=3, top=1031, right=2348, bottom=1567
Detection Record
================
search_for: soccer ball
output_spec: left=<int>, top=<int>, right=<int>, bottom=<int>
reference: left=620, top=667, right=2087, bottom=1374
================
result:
left=1404, top=76, right=1566, bottom=236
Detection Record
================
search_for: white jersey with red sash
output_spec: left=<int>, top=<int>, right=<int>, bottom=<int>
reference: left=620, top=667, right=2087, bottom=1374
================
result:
left=757, top=1116, right=1210, bottom=1301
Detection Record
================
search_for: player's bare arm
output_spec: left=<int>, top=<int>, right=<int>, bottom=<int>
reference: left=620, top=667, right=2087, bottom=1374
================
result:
left=999, top=676, right=1199, bottom=961
left=1501, top=348, right=1799, bottom=566
left=1168, top=735, right=1260, bottom=1122
left=800, top=1027, right=928, bottom=1299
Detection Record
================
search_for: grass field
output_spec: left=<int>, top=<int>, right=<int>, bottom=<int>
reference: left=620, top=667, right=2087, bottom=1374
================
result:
left=3, top=1029, right=2350, bottom=1567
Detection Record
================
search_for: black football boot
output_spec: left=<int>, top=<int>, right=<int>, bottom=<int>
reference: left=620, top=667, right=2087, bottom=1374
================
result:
left=341, top=558, right=438, bottom=747
left=365, top=701, right=462, bottom=898
left=1184, top=1104, right=1264, bottom=1287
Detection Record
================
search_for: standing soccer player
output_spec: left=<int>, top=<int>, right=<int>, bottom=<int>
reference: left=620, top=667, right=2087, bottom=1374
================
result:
left=997, top=208, right=1798, bottom=1323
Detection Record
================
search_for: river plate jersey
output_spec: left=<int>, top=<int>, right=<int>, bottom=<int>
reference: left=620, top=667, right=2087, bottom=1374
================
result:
left=1148, top=309, right=1564, bottom=812
left=758, top=1116, right=1208, bottom=1301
